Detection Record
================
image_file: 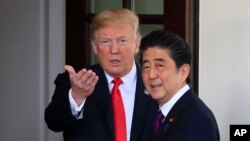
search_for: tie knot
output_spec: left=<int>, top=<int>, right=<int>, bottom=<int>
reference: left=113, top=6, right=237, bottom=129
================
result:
left=112, top=77, right=122, bottom=87
left=155, top=110, right=164, bottom=123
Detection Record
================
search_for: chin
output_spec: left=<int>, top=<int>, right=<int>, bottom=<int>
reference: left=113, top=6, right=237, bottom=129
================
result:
left=149, top=93, right=160, bottom=100
left=151, top=93, right=164, bottom=100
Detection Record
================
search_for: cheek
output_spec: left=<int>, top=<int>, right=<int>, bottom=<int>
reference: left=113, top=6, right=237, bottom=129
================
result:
left=158, top=72, right=173, bottom=88
left=97, top=48, right=108, bottom=56
left=142, top=73, right=147, bottom=83
left=127, top=42, right=139, bottom=54
left=121, top=48, right=136, bottom=61
left=158, top=71, right=168, bottom=81
left=142, top=73, right=150, bottom=86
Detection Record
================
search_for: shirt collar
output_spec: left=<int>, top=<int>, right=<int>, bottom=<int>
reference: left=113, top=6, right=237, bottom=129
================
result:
left=105, top=63, right=137, bottom=89
left=160, top=84, right=190, bottom=117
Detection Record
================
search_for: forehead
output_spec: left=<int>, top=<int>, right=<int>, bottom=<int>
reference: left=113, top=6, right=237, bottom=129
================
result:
left=94, top=24, right=134, bottom=38
left=142, top=47, right=171, bottom=61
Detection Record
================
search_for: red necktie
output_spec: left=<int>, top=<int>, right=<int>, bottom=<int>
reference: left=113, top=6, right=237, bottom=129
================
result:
left=111, top=78, right=127, bottom=141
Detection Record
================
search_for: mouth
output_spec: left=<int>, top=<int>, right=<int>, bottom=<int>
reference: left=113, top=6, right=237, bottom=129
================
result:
left=150, top=81, right=163, bottom=89
left=151, top=83, right=163, bottom=89
left=110, top=59, right=121, bottom=65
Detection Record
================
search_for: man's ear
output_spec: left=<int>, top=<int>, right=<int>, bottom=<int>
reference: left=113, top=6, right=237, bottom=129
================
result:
left=180, top=64, right=190, bottom=83
left=135, top=36, right=141, bottom=54
left=91, top=40, right=97, bottom=55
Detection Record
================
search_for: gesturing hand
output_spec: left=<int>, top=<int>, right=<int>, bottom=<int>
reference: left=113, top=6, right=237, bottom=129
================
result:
left=64, top=65, right=99, bottom=106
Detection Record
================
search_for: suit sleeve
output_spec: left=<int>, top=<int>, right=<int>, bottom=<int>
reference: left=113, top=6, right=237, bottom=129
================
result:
left=44, top=72, right=77, bottom=132
left=185, top=110, right=220, bottom=141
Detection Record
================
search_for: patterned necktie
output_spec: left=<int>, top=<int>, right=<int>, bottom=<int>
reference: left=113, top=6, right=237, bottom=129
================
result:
left=111, top=78, right=126, bottom=141
left=152, top=110, right=164, bottom=141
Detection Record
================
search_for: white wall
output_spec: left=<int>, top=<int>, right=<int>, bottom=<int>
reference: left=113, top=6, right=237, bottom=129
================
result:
left=200, top=0, right=250, bottom=141
left=0, top=0, right=64, bottom=141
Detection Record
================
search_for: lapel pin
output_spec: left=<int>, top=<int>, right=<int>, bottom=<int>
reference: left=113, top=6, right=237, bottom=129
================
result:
left=164, top=117, right=175, bottom=131
left=169, top=118, right=175, bottom=123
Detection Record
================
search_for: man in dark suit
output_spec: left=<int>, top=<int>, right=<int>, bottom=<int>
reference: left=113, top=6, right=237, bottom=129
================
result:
left=45, top=8, right=158, bottom=141
left=140, top=30, right=220, bottom=141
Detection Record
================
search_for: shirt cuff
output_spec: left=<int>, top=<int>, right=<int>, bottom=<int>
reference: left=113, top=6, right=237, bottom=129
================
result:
left=68, top=89, right=85, bottom=118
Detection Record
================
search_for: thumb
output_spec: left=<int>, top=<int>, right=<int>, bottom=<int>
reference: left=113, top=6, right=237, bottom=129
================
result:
left=64, top=65, right=76, bottom=77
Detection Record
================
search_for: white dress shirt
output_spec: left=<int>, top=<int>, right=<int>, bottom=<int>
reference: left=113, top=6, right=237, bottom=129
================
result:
left=69, top=63, right=137, bottom=141
left=160, top=84, right=190, bottom=118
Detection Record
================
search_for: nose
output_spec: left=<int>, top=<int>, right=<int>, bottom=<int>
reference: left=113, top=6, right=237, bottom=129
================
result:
left=149, top=67, right=157, bottom=79
left=110, top=41, right=119, bottom=54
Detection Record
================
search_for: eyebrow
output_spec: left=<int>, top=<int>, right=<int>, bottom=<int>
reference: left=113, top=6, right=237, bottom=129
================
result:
left=154, top=58, right=164, bottom=62
left=117, top=36, right=126, bottom=39
left=99, top=36, right=127, bottom=40
left=142, top=58, right=164, bottom=65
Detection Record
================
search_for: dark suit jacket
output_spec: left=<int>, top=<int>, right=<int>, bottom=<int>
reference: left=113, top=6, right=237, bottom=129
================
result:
left=45, top=64, right=158, bottom=141
left=154, top=89, right=220, bottom=141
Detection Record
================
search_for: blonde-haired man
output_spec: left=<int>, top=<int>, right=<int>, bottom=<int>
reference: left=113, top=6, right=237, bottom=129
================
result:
left=45, top=8, right=158, bottom=141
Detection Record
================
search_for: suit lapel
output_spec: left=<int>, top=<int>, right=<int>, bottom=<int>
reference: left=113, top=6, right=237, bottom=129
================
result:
left=130, top=78, right=148, bottom=140
left=130, top=65, right=156, bottom=141
left=157, top=90, right=194, bottom=140
left=92, top=65, right=114, bottom=136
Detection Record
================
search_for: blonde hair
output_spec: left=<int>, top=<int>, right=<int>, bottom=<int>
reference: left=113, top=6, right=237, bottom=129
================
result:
left=91, top=8, right=141, bottom=40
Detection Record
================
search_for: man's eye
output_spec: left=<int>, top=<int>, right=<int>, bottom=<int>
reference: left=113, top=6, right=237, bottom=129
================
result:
left=100, top=40, right=110, bottom=46
left=121, top=39, right=127, bottom=42
left=142, top=65, right=150, bottom=70
left=101, top=40, right=108, bottom=43
left=118, top=39, right=127, bottom=45
left=156, top=65, right=164, bottom=69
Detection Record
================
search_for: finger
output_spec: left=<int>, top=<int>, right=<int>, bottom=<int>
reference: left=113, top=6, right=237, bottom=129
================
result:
left=85, top=72, right=98, bottom=85
left=64, top=65, right=76, bottom=77
left=89, top=76, right=99, bottom=88
left=79, top=70, right=94, bottom=83
left=84, top=75, right=99, bottom=91
left=76, top=68, right=87, bottom=80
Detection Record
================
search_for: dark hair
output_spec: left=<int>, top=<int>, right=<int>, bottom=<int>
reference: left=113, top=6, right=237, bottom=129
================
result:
left=139, top=30, right=191, bottom=83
